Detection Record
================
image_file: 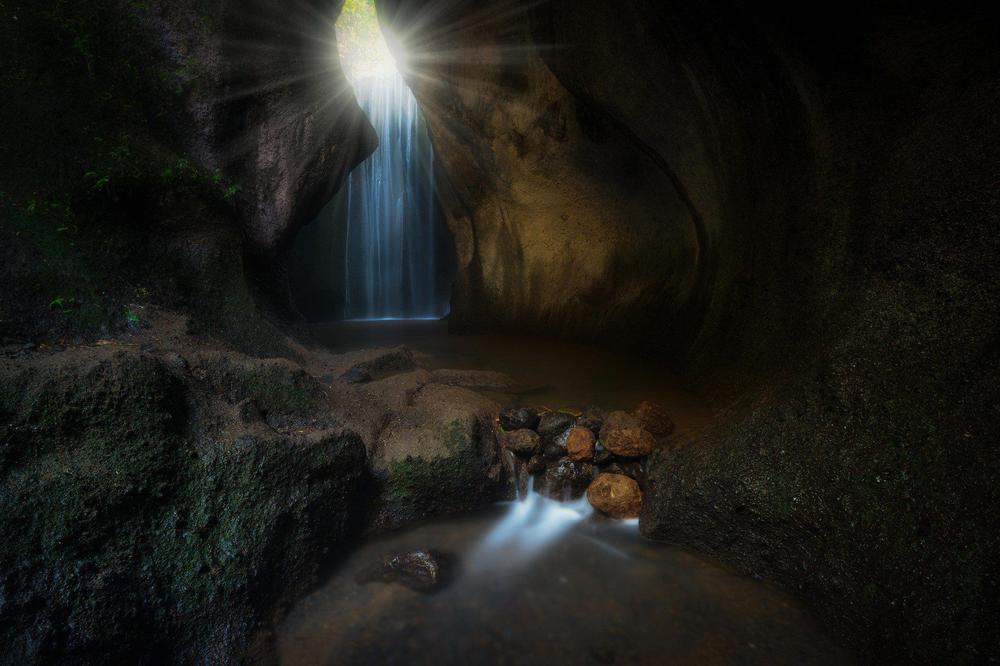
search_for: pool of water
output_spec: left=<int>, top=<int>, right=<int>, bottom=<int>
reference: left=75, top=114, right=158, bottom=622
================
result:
left=312, top=320, right=713, bottom=434
left=278, top=495, right=851, bottom=666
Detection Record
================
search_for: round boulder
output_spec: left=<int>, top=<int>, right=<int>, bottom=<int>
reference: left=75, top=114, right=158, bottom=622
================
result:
left=537, top=411, right=577, bottom=442
left=540, top=459, right=594, bottom=500
left=632, top=401, right=675, bottom=437
left=564, top=426, right=595, bottom=462
left=500, top=406, right=540, bottom=432
left=600, top=412, right=654, bottom=457
left=586, top=473, right=642, bottom=519
left=499, top=429, right=541, bottom=457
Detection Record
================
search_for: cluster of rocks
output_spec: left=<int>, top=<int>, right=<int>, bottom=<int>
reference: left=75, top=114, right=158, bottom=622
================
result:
left=497, top=401, right=674, bottom=519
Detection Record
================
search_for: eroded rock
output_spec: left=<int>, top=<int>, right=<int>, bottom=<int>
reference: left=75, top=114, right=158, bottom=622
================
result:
left=587, top=473, right=642, bottom=519
left=539, top=459, right=594, bottom=500
left=565, top=427, right=596, bottom=462
left=633, top=401, right=674, bottom=437
left=500, top=429, right=542, bottom=457
left=538, top=411, right=577, bottom=442
left=500, top=406, right=541, bottom=432
left=600, top=411, right=654, bottom=457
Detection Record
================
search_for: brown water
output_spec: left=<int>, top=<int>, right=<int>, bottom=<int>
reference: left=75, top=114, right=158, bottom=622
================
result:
left=313, top=320, right=713, bottom=435
left=278, top=506, right=851, bottom=666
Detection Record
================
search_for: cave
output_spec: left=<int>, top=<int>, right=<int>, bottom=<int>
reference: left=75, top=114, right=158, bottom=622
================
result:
left=1, top=0, right=998, bottom=664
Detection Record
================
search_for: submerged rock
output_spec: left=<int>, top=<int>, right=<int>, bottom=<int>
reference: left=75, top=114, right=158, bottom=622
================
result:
left=356, top=549, right=456, bottom=593
left=565, top=427, right=596, bottom=462
left=587, top=473, right=642, bottom=519
left=500, top=406, right=541, bottom=432
left=500, top=429, right=542, bottom=456
left=538, top=411, right=577, bottom=442
left=539, top=459, right=594, bottom=500
left=633, top=401, right=674, bottom=437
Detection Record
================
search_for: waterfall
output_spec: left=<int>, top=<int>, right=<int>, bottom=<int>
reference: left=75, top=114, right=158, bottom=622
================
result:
left=338, top=70, right=446, bottom=320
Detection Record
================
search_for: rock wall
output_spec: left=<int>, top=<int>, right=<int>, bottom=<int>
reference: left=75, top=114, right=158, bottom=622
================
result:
left=381, top=0, right=1000, bottom=662
left=0, top=0, right=375, bottom=352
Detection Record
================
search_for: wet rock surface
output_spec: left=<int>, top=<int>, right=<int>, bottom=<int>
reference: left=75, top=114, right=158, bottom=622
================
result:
left=588, top=473, right=643, bottom=519
left=500, top=406, right=541, bottom=431
left=564, top=427, right=596, bottom=462
left=356, top=548, right=456, bottom=593
left=540, top=460, right=595, bottom=500
left=537, top=411, right=577, bottom=442
left=500, top=429, right=542, bottom=456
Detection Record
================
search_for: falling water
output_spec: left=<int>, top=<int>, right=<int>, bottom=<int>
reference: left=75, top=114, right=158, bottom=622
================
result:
left=338, top=70, right=445, bottom=320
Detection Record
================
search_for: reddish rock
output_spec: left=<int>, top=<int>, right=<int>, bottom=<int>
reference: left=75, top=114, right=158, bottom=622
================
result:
left=564, top=426, right=595, bottom=462
left=602, top=410, right=640, bottom=432
left=586, top=473, right=643, bottom=519
left=601, top=423, right=654, bottom=458
left=499, top=429, right=541, bottom=456
left=633, top=401, right=675, bottom=437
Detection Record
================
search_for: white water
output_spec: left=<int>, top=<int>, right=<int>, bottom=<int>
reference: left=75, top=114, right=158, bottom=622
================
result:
left=471, top=477, right=596, bottom=566
left=338, top=69, right=446, bottom=320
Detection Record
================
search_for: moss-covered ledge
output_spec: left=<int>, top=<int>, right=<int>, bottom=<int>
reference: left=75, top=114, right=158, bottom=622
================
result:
left=0, top=348, right=367, bottom=663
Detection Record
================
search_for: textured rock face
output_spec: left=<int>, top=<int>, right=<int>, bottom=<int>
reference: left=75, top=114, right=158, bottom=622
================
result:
left=381, top=1, right=1000, bottom=663
left=380, top=0, right=699, bottom=347
left=587, top=474, right=642, bottom=519
left=0, top=346, right=367, bottom=663
left=500, top=429, right=542, bottom=456
left=564, top=427, right=595, bottom=462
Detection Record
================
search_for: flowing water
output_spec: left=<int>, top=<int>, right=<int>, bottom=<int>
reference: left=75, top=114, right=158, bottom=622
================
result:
left=290, top=59, right=451, bottom=320
left=338, top=71, right=446, bottom=320
left=278, top=496, right=851, bottom=666
left=277, top=323, right=851, bottom=665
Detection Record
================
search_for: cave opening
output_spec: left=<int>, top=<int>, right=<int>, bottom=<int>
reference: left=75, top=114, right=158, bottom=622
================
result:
left=289, top=0, right=455, bottom=322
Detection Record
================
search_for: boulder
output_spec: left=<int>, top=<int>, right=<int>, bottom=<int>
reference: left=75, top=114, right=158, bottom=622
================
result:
left=500, top=429, right=542, bottom=456
left=600, top=411, right=654, bottom=457
left=500, top=406, right=541, bottom=432
left=537, top=411, right=577, bottom=442
left=565, top=427, right=596, bottom=462
left=601, top=427, right=654, bottom=457
left=356, top=549, right=456, bottom=593
left=577, top=414, right=604, bottom=439
left=539, top=459, right=594, bottom=500
left=586, top=474, right=643, bottom=519
left=602, top=410, right=641, bottom=431
left=633, top=401, right=675, bottom=437
left=542, top=442, right=565, bottom=460
left=526, top=454, right=547, bottom=474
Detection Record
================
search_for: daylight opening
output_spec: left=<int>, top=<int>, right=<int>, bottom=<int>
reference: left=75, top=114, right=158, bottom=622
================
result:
left=290, top=0, right=454, bottom=322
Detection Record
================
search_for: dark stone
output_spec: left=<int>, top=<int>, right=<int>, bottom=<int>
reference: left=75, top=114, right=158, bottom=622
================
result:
left=356, top=549, right=456, bottom=593
left=539, top=459, right=594, bottom=500
left=499, top=406, right=540, bottom=431
left=577, top=415, right=604, bottom=439
left=526, top=454, right=547, bottom=474
left=603, top=461, right=644, bottom=483
left=593, top=443, right=614, bottom=465
left=543, top=442, right=565, bottom=461
left=537, top=411, right=577, bottom=442
left=341, top=367, right=374, bottom=384
left=499, top=429, right=541, bottom=457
